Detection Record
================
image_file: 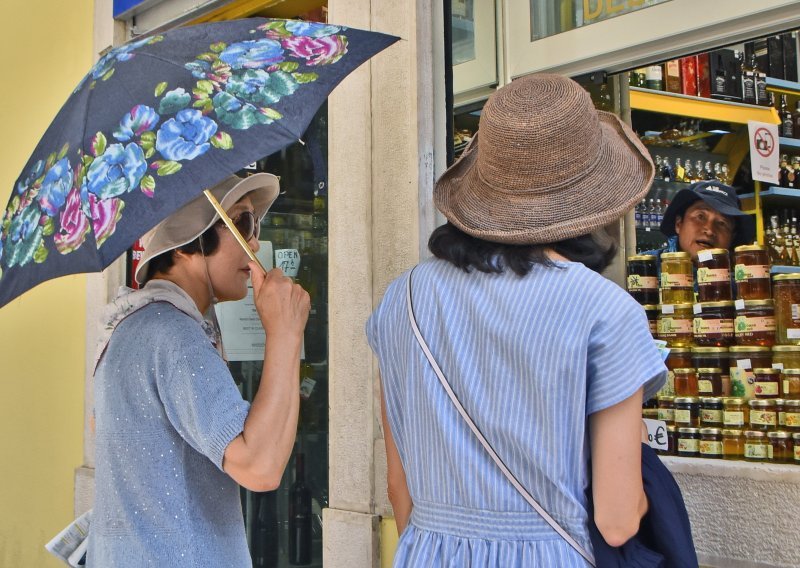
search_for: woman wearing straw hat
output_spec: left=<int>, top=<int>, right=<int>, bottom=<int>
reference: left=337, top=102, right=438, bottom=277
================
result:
left=367, top=75, right=670, bottom=566
left=88, top=174, right=310, bottom=566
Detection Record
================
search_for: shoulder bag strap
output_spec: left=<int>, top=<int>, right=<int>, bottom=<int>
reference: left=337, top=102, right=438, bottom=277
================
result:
left=405, top=270, right=596, bottom=567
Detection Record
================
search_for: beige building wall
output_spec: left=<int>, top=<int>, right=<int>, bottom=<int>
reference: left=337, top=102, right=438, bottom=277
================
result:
left=0, top=1, right=94, bottom=566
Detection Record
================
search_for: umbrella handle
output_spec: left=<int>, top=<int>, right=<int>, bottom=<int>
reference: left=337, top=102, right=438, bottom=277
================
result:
left=203, top=189, right=268, bottom=275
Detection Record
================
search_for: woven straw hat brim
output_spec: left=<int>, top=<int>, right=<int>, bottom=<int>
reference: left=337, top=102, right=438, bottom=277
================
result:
left=433, top=111, right=655, bottom=245
left=134, top=173, right=279, bottom=285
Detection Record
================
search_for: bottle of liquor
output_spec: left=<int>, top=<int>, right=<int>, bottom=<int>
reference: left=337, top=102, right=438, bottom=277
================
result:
left=655, top=199, right=664, bottom=227
left=790, top=157, right=800, bottom=189
left=630, top=68, right=647, bottom=88
left=683, top=160, right=693, bottom=183
left=753, top=53, right=769, bottom=106
left=694, top=160, right=705, bottom=183
left=704, top=161, right=715, bottom=180
left=740, top=50, right=757, bottom=105
left=661, top=157, right=673, bottom=182
left=253, top=493, right=279, bottom=568
left=720, top=164, right=731, bottom=185
left=780, top=154, right=791, bottom=187
left=780, top=95, right=795, bottom=138
left=794, top=101, right=800, bottom=140
left=645, top=65, right=664, bottom=91
left=288, top=452, right=312, bottom=565
left=646, top=198, right=657, bottom=228
left=791, top=214, right=800, bottom=266
left=674, top=158, right=685, bottom=182
left=769, top=215, right=784, bottom=264
left=635, top=199, right=644, bottom=229
left=713, top=163, right=723, bottom=182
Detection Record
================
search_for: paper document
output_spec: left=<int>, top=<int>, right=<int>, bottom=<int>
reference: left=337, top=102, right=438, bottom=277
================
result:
left=45, top=509, right=91, bottom=567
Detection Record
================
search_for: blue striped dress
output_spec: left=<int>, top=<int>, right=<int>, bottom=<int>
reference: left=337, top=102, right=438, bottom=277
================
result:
left=366, top=257, right=666, bottom=567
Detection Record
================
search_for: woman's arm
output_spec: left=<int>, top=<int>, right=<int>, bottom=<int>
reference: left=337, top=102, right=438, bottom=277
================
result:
left=589, top=386, right=649, bottom=548
left=381, top=387, right=412, bottom=535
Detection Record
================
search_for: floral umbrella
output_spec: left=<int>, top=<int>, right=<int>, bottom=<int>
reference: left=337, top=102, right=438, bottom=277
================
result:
left=0, top=18, right=397, bottom=308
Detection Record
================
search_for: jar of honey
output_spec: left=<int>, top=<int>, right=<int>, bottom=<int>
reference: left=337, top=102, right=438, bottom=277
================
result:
left=696, top=248, right=732, bottom=302
left=627, top=255, right=659, bottom=305
left=699, top=428, right=723, bottom=459
left=767, top=431, right=793, bottom=463
left=749, top=399, right=777, bottom=431
left=753, top=368, right=781, bottom=399
left=674, top=397, right=700, bottom=427
left=723, top=397, right=749, bottom=428
left=782, top=369, right=800, bottom=400
left=697, top=369, right=723, bottom=397
left=733, top=244, right=771, bottom=300
left=692, top=347, right=730, bottom=395
left=673, top=369, right=698, bottom=397
left=784, top=399, right=800, bottom=432
left=664, top=347, right=693, bottom=397
left=658, top=304, right=694, bottom=348
left=677, top=427, right=700, bottom=457
left=693, top=301, right=735, bottom=346
left=661, top=252, right=694, bottom=304
left=776, top=399, right=786, bottom=428
left=662, top=425, right=678, bottom=456
left=657, top=395, right=675, bottom=424
left=700, top=397, right=723, bottom=425
left=722, top=428, right=745, bottom=460
left=643, top=304, right=659, bottom=336
left=733, top=299, right=776, bottom=347
left=793, top=433, right=800, bottom=463
left=773, top=345, right=800, bottom=370
left=744, top=430, right=769, bottom=461
left=773, top=273, right=800, bottom=344
left=729, top=346, right=772, bottom=399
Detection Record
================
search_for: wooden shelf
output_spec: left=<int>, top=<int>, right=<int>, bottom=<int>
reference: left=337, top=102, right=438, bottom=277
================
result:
left=630, top=87, right=780, bottom=125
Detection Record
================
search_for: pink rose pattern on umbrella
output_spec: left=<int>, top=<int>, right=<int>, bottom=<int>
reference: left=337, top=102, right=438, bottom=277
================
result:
left=1, top=20, right=349, bottom=277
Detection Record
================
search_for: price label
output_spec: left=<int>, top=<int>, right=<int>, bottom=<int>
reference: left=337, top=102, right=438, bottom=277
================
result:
left=698, top=250, right=713, bottom=263
left=643, top=419, right=669, bottom=451
left=735, top=299, right=746, bottom=310
left=693, top=303, right=702, bottom=315
left=662, top=304, right=675, bottom=315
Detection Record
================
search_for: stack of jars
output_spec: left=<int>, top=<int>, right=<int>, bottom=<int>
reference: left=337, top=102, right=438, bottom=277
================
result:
left=628, top=245, right=800, bottom=464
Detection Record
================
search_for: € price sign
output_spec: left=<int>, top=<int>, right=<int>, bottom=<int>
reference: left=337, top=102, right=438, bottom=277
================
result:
left=643, top=418, right=669, bottom=451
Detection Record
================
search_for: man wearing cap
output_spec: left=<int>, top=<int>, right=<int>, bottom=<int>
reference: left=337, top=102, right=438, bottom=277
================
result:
left=648, top=180, right=756, bottom=262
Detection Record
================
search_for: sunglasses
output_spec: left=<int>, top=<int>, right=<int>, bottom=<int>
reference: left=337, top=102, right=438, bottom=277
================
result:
left=219, top=210, right=260, bottom=241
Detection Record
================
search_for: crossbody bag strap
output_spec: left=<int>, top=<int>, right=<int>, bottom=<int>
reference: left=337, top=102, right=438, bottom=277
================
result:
left=405, top=270, right=596, bottom=567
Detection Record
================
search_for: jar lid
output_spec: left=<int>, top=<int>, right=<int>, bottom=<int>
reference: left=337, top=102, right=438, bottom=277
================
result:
left=695, top=301, right=735, bottom=309
left=793, top=433, right=800, bottom=440
left=700, top=427, right=722, bottom=435
left=697, top=248, right=729, bottom=256
left=661, top=252, right=691, bottom=260
left=784, top=399, right=800, bottom=408
left=723, top=397, right=746, bottom=405
left=657, top=395, right=676, bottom=402
left=753, top=367, right=780, bottom=375
left=673, top=368, right=696, bottom=374
left=667, top=425, right=677, bottom=432
left=773, top=273, right=800, bottom=281
left=729, top=345, right=771, bottom=353
left=677, top=427, right=700, bottom=434
left=772, top=345, right=800, bottom=352
left=739, top=299, right=774, bottom=308
left=767, top=430, right=791, bottom=439
left=721, top=429, right=743, bottom=436
left=627, top=254, right=657, bottom=261
left=691, top=346, right=729, bottom=354
left=783, top=368, right=800, bottom=374
left=668, top=347, right=694, bottom=354
left=744, top=430, right=767, bottom=438
left=734, top=244, right=767, bottom=252
left=697, top=367, right=723, bottom=373
left=748, top=399, right=776, bottom=407
left=774, top=398, right=786, bottom=404
left=642, top=304, right=659, bottom=310
left=674, top=396, right=700, bottom=403
left=700, top=396, right=723, bottom=404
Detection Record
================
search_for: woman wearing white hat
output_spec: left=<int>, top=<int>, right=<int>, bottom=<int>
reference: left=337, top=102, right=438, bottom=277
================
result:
left=368, top=75, right=671, bottom=566
left=88, top=173, right=310, bottom=566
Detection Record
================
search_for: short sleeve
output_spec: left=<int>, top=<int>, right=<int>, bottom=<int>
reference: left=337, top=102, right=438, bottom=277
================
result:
left=586, top=293, right=666, bottom=415
left=157, top=325, right=250, bottom=471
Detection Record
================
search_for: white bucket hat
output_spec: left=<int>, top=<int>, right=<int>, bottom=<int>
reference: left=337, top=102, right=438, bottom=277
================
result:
left=134, top=173, right=279, bottom=285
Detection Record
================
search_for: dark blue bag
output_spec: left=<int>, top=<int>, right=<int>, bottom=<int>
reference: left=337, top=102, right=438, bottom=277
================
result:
left=587, top=443, right=698, bottom=568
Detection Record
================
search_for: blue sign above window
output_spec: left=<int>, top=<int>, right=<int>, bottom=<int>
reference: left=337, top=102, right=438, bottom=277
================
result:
left=113, top=0, right=165, bottom=19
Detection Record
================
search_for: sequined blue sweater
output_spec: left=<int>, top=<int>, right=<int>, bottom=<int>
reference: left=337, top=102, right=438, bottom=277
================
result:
left=88, top=289, right=251, bottom=567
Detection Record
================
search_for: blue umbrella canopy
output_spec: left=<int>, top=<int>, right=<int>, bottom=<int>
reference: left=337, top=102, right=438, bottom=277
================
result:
left=0, top=18, right=398, bottom=308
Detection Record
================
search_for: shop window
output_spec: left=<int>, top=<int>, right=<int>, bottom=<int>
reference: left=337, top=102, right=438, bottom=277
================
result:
left=529, top=0, right=671, bottom=41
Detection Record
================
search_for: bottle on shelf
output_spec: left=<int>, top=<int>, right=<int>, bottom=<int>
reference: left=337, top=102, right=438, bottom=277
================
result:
left=288, top=452, right=312, bottom=565
left=791, top=213, right=800, bottom=266
left=635, top=199, right=644, bottom=228
left=674, top=158, right=685, bottom=182
left=791, top=157, right=800, bottom=189
left=740, top=50, right=756, bottom=105
left=683, top=160, right=694, bottom=182
left=768, top=214, right=783, bottom=264
left=780, top=95, right=795, bottom=138
left=704, top=161, right=715, bottom=180
left=645, top=64, right=664, bottom=91
left=720, top=163, right=731, bottom=185
left=694, top=160, right=705, bottom=183
left=753, top=52, right=768, bottom=106
left=630, top=68, right=647, bottom=88
left=655, top=199, right=664, bottom=227
left=661, top=157, right=673, bottom=183
left=653, top=155, right=663, bottom=180
left=794, top=100, right=800, bottom=140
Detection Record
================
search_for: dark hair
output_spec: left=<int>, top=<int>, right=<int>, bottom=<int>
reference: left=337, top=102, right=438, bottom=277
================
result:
left=143, top=225, right=221, bottom=284
left=428, top=222, right=617, bottom=276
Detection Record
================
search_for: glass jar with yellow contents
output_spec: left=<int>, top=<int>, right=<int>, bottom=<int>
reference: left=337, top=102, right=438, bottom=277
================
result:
left=734, top=244, right=771, bottom=300
left=734, top=299, right=776, bottom=347
left=657, top=395, right=675, bottom=424
left=784, top=399, right=800, bottom=432
left=696, top=248, right=732, bottom=302
left=693, top=301, right=735, bottom=347
left=722, top=428, right=745, bottom=460
left=772, top=345, right=800, bottom=370
left=782, top=368, right=800, bottom=400
left=723, top=397, right=749, bottom=428
left=743, top=430, right=769, bottom=461
left=673, top=369, right=698, bottom=397
left=692, top=347, right=730, bottom=395
left=773, top=273, right=800, bottom=344
left=658, top=304, right=694, bottom=348
left=661, top=252, right=694, bottom=304
left=699, top=428, right=724, bottom=459
left=664, top=348, right=693, bottom=397
left=767, top=431, right=793, bottom=463
left=793, top=433, right=800, bottom=464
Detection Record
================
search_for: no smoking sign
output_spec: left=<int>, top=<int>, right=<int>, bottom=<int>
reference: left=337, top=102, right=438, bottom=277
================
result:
left=748, top=121, right=780, bottom=184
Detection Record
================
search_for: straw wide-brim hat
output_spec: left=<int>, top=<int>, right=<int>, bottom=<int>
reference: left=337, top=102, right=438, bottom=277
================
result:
left=134, top=173, right=279, bottom=285
left=434, top=73, right=655, bottom=244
